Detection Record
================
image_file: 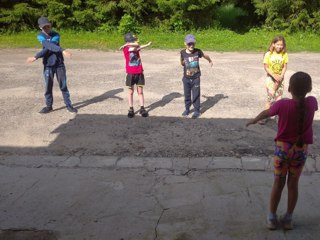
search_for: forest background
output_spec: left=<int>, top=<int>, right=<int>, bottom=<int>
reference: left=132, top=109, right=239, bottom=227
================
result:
left=1, top=0, right=320, bottom=51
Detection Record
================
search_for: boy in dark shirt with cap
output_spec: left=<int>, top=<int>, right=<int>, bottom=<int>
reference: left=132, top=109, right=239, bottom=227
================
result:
left=27, top=16, right=77, bottom=113
left=180, top=34, right=213, bottom=118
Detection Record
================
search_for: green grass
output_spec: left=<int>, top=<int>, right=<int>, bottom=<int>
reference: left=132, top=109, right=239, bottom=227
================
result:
left=1, top=28, right=320, bottom=52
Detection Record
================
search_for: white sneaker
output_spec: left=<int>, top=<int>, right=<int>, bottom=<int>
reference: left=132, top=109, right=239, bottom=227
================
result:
left=267, top=215, right=278, bottom=230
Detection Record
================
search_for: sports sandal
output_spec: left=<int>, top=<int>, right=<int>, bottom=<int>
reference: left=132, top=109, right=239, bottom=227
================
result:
left=139, top=107, right=148, bottom=117
left=128, top=108, right=135, bottom=118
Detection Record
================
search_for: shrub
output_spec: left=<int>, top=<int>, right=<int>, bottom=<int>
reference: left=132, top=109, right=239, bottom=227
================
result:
left=118, top=14, right=141, bottom=35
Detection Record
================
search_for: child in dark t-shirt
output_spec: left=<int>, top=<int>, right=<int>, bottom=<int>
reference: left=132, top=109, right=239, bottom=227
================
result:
left=180, top=34, right=213, bottom=119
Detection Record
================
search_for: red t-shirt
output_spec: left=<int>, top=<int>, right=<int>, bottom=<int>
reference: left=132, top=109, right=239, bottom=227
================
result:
left=269, top=96, right=318, bottom=144
left=123, top=46, right=143, bottom=74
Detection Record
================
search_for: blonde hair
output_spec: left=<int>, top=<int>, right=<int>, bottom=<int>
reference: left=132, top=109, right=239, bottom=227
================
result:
left=268, top=36, right=287, bottom=53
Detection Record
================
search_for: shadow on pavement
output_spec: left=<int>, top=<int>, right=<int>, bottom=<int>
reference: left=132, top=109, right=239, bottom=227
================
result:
left=53, top=88, right=124, bottom=112
left=1, top=113, right=319, bottom=158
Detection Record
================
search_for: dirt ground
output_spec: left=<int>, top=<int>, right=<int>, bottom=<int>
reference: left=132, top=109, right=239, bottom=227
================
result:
left=0, top=49, right=319, bottom=158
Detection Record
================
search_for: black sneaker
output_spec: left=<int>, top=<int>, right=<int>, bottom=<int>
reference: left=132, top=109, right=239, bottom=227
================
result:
left=139, top=108, right=148, bottom=117
left=39, top=106, right=53, bottom=114
left=182, top=109, right=190, bottom=117
left=66, top=105, right=78, bottom=113
left=128, top=108, right=135, bottom=118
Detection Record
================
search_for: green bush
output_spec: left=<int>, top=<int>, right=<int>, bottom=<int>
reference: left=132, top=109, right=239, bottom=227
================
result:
left=1, top=0, right=320, bottom=33
left=215, top=4, right=248, bottom=30
left=0, top=3, right=38, bottom=32
left=118, top=14, right=141, bottom=35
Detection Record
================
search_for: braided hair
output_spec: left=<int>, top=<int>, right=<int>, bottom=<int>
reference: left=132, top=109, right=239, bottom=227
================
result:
left=289, top=72, right=312, bottom=147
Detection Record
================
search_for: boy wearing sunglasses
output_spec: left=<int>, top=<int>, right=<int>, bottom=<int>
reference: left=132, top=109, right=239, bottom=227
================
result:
left=180, top=34, right=213, bottom=119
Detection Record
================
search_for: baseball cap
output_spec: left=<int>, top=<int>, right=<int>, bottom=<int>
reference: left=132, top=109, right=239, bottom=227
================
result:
left=38, top=16, right=51, bottom=28
left=184, top=34, right=196, bottom=44
left=124, top=32, right=137, bottom=43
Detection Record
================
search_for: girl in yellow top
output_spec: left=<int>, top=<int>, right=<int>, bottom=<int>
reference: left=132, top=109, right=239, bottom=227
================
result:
left=263, top=36, right=288, bottom=109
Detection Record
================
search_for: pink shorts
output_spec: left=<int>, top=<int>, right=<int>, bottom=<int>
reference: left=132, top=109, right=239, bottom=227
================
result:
left=273, top=141, right=308, bottom=178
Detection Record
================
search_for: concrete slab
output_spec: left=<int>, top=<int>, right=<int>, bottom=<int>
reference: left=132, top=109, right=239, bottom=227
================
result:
left=189, top=157, right=212, bottom=170
left=79, top=155, right=117, bottom=168
left=264, top=155, right=274, bottom=172
left=172, top=157, right=190, bottom=172
left=143, top=157, right=172, bottom=171
left=116, top=156, right=144, bottom=168
left=58, top=156, right=80, bottom=168
left=209, top=157, right=242, bottom=169
left=304, top=157, right=316, bottom=173
left=0, top=156, right=320, bottom=240
left=316, top=156, right=320, bottom=172
left=242, top=157, right=266, bottom=170
left=0, top=155, right=67, bottom=168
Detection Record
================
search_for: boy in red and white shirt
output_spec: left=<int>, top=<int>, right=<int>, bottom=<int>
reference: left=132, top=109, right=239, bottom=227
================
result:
left=120, top=32, right=152, bottom=118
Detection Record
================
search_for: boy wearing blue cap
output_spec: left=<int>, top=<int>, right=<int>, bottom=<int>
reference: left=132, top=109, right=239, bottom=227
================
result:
left=26, top=16, right=77, bottom=114
left=180, top=34, right=213, bottom=118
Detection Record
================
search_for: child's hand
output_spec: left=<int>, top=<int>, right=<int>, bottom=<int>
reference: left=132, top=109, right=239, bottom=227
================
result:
left=147, top=42, right=152, bottom=46
left=273, top=74, right=283, bottom=82
left=63, top=50, right=72, bottom=58
left=26, top=57, right=36, bottom=64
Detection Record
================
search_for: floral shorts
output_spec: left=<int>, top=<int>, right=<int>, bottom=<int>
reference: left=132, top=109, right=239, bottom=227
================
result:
left=266, top=76, right=284, bottom=103
left=273, top=141, right=308, bottom=178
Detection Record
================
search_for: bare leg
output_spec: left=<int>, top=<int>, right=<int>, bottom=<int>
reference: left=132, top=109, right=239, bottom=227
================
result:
left=137, top=86, right=144, bottom=107
left=286, top=174, right=299, bottom=214
left=128, top=87, right=134, bottom=107
left=270, top=177, right=286, bottom=214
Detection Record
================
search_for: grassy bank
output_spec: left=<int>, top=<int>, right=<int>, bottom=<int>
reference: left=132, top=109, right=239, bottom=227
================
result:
left=1, top=28, right=320, bottom=52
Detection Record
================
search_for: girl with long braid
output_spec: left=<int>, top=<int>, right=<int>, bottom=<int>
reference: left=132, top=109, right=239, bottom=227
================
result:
left=247, top=72, right=318, bottom=230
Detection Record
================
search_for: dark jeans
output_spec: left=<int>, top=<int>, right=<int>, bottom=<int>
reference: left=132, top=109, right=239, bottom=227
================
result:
left=43, top=66, right=72, bottom=107
left=182, top=76, right=200, bottom=112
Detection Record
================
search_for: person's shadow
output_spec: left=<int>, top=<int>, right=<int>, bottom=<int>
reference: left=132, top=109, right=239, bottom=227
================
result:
left=200, top=94, right=228, bottom=114
left=54, top=88, right=124, bottom=112
left=145, top=92, right=183, bottom=113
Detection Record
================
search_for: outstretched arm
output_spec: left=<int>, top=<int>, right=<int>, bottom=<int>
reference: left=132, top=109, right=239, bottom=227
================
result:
left=246, top=109, right=270, bottom=127
left=26, top=48, right=49, bottom=63
left=119, top=42, right=140, bottom=50
left=139, top=42, right=152, bottom=50
left=203, top=53, right=213, bottom=67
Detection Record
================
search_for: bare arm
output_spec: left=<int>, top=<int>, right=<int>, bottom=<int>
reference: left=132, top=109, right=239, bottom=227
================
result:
left=246, top=109, right=270, bottom=127
left=279, top=63, right=287, bottom=80
left=203, top=53, right=213, bottom=67
left=139, top=42, right=152, bottom=50
left=119, top=42, right=140, bottom=50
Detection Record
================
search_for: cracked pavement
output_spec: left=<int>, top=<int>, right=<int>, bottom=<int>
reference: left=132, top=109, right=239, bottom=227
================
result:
left=0, top=49, right=320, bottom=239
left=0, top=156, right=320, bottom=240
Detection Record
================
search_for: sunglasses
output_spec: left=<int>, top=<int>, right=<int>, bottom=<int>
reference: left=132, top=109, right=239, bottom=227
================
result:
left=187, top=43, right=195, bottom=46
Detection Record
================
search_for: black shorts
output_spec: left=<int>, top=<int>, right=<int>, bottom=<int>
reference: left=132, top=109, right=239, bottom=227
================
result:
left=126, top=73, right=145, bottom=87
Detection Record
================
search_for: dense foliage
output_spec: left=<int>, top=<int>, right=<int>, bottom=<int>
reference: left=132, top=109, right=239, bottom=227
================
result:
left=1, top=0, right=320, bottom=33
